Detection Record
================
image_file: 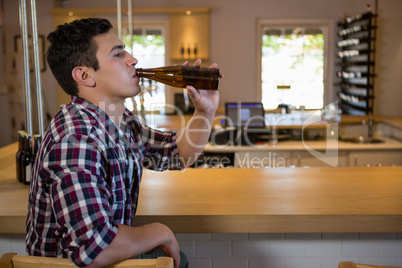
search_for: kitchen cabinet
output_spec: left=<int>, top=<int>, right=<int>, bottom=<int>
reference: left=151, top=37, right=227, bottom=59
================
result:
left=225, top=150, right=349, bottom=168
left=202, top=138, right=402, bottom=168
left=348, top=150, right=402, bottom=167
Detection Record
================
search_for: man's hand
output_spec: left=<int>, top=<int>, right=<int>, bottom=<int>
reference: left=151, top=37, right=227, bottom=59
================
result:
left=183, top=59, right=221, bottom=115
left=176, top=59, right=222, bottom=167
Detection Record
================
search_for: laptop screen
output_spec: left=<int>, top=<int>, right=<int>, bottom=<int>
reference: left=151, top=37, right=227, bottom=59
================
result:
left=225, top=102, right=265, bottom=128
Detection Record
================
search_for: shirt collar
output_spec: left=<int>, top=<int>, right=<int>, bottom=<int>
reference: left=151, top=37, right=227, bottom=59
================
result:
left=69, top=95, right=129, bottom=143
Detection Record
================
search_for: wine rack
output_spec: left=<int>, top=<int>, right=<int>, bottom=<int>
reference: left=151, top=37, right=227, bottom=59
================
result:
left=336, top=12, right=377, bottom=115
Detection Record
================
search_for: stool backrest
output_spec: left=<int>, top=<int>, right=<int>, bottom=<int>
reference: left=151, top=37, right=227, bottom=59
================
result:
left=0, top=253, right=173, bottom=268
left=339, top=262, right=401, bottom=268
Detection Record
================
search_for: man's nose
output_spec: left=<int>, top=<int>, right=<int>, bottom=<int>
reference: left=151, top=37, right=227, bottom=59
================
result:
left=127, top=54, right=138, bottom=67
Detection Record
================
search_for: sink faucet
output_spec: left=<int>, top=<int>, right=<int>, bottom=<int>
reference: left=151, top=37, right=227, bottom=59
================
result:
left=368, top=114, right=373, bottom=139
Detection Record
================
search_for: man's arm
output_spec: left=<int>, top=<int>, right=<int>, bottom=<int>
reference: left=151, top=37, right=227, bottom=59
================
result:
left=44, top=135, right=180, bottom=267
left=86, top=223, right=180, bottom=268
left=176, top=59, right=220, bottom=167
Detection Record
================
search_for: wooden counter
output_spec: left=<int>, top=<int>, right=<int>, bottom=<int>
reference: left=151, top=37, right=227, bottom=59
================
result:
left=1, top=143, right=402, bottom=234
left=145, top=113, right=402, bottom=131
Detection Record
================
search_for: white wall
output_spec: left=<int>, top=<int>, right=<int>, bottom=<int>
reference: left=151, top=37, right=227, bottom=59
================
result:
left=59, top=0, right=402, bottom=116
left=373, top=0, right=402, bottom=117
left=0, top=1, right=10, bottom=147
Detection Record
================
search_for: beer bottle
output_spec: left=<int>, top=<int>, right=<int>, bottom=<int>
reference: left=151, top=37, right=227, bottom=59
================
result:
left=22, top=134, right=32, bottom=185
left=31, top=134, right=41, bottom=166
left=15, top=131, right=25, bottom=183
left=136, top=65, right=220, bottom=90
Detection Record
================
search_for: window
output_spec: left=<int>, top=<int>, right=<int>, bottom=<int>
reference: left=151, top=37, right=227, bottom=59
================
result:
left=105, top=15, right=169, bottom=114
left=123, top=26, right=166, bottom=113
left=257, top=20, right=330, bottom=110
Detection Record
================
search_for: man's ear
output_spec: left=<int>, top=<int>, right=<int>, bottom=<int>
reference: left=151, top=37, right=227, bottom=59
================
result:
left=72, top=67, right=95, bottom=87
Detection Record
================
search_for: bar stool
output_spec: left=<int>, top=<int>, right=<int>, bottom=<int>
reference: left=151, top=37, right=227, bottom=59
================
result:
left=0, top=253, right=173, bottom=268
left=339, top=262, right=402, bottom=268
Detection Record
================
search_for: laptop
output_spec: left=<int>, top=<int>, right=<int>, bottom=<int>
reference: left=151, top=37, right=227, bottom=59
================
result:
left=225, top=102, right=266, bottom=128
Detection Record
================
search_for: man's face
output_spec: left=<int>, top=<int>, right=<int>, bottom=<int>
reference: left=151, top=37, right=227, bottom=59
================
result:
left=91, top=31, right=141, bottom=102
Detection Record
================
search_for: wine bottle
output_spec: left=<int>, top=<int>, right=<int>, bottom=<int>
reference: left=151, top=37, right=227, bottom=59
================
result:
left=340, top=12, right=373, bottom=25
left=338, top=25, right=370, bottom=37
left=337, top=37, right=373, bottom=48
left=180, top=43, right=185, bottom=59
left=337, top=49, right=372, bottom=58
left=337, top=71, right=369, bottom=79
left=136, top=66, right=220, bottom=90
left=193, top=43, right=198, bottom=58
left=187, top=44, right=191, bottom=58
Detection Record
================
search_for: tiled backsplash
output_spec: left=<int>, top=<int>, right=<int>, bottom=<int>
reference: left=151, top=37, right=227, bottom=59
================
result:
left=175, top=233, right=402, bottom=268
left=2, top=232, right=402, bottom=268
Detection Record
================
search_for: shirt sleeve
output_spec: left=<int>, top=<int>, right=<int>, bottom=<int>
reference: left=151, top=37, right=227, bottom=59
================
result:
left=128, top=115, right=183, bottom=171
left=140, top=124, right=183, bottom=171
left=41, top=134, right=118, bottom=266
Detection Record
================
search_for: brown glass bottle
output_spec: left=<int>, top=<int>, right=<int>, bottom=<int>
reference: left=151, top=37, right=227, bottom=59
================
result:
left=15, top=131, right=25, bottom=183
left=31, top=134, right=42, bottom=166
left=136, top=66, right=220, bottom=90
left=21, top=134, right=32, bottom=185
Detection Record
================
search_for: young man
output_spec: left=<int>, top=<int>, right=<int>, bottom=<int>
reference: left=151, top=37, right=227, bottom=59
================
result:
left=25, top=18, right=220, bottom=268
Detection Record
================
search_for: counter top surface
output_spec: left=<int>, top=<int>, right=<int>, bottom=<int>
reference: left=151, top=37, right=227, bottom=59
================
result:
left=137, top=167, right=402, bottom=216
left=204, top=136, right=402, bottom=152
left=145, top=113, right=402, bottom=130
left=1, top=142, right=402, bottom=233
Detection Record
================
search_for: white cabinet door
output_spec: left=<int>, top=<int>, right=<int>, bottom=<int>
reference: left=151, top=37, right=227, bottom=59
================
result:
left=291, top=151, right=348, bottom=167
left=348, top=151, right=402, bottom=167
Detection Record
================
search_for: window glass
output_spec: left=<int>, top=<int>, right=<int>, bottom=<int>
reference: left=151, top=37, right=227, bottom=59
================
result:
left=261, top=24, right=326, bottom=110
left=123, top=26, right=166, bottom=113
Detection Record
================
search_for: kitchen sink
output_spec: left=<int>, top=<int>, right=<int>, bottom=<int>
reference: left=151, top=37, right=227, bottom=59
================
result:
left=339, top=136, right=384, bottom=144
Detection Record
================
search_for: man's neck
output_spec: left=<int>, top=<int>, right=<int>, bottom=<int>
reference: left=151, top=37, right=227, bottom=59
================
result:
left=78, top=93, right=126, bottom=126
left=100, top=101, right=126, bottom=126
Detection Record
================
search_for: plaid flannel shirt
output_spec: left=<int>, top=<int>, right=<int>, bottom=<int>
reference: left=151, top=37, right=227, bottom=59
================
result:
left=25, top=96, right=182, bottom=266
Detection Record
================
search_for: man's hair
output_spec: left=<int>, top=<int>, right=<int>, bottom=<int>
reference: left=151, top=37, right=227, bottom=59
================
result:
left=46, top=18, right=113, bottom=96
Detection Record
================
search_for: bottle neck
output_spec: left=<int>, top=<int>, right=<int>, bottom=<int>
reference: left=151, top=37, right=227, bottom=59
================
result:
left=136, top=68, right=142, bottom=77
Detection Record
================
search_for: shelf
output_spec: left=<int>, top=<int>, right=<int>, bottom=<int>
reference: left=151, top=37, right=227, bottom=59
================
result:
left=340, top=87, right=372, bottom=98
left=337, top=82, right=373, bottom=89
left=336, top=61, right=374, bottom=67
left=342, top=102, right=367, bottom=114
left=336, top=11, right=376, bottom=115
left=170, top=58, right=210, bottom=65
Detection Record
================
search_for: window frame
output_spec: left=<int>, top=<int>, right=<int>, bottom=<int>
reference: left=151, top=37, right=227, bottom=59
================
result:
left=256, top=19, right=333, bottom=110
